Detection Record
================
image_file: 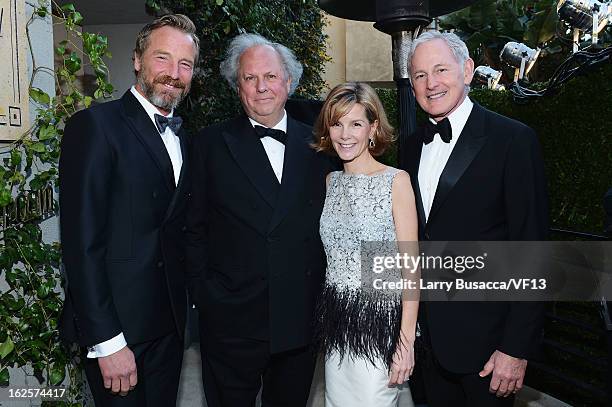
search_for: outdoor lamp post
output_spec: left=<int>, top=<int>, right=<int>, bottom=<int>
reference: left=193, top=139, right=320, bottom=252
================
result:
left=318, top=0, right=477, bottom=168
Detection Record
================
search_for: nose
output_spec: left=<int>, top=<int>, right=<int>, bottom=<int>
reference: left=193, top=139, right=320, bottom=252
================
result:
left=426, top=74, right=438, bottom=90
left=256, top=77, right=268, bottom=93
left=168, top=60, right=180, bottom=79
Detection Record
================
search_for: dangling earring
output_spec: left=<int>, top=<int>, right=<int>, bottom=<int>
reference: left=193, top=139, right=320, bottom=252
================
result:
left=369, top=138, right=375, bottom=148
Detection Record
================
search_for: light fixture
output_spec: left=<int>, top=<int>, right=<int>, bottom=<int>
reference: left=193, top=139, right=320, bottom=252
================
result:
left=499, top=42, right=541, bottom=82
left=473, top=66, right=504, bottom=90
left=557, top=0, right=612, bottom=52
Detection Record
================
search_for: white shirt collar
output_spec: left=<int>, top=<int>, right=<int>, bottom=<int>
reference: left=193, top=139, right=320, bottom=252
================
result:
left=130, top=86, right=174, bottom=124
left=429, top=95, right=473, bottom=141
left=248, top=110, right=288, bottom=133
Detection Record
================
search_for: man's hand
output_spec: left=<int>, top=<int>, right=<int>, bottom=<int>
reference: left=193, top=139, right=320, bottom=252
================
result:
left=98, top=346, right=137, bottom=396
left=479, top=350, right=527, bottom=397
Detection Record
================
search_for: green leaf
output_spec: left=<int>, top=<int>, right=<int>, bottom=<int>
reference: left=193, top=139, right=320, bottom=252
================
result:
left=216, top=0, right=224, bottom=5
left=30, top=142, right=46, bottom=153
left=55, top=45, right=66, bottom=56
left=84, top=96, right=93, bottom=107
left=10, top=149, right=21, bottom=166
left=73, top=11, right=83, bottom=25
left=49, top=364, right=65, bottom=386
left=61, top=3, right=76, bottom=12
left=29, top=88, right=51, bottom=105
left=35, top=7, right=48, bottom=17
left=0, top=337, right=15, bottom=359
left=0, top=368, right=9, bottom=386
left=38, top=125, right=57, bottom=141
left=0, top=188, right=11, bottom=207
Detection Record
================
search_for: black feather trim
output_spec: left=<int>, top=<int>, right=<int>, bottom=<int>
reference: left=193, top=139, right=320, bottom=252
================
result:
left=314, top=284, right=402, bottom=368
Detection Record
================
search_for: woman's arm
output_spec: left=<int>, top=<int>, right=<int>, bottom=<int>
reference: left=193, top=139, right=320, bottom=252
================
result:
left=388, top=170, right=420, bottom=385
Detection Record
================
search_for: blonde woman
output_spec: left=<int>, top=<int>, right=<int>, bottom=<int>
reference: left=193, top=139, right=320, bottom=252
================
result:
left=313, top=82, right=419, bottom=406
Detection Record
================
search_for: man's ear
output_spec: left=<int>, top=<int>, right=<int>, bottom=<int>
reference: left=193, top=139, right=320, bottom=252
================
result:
left=134, top=52, right=141, bottom=73
left=286, top=77, right=292, bottom=93
left=464, top=57, right=475, bottom=85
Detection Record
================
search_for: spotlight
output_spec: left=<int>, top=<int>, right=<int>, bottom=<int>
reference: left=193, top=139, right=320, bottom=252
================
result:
left=473, top=66, right=504, bottom=90
left=499, top=42, right=541, bottom=82
left=557, top=0, right=612, bottom=52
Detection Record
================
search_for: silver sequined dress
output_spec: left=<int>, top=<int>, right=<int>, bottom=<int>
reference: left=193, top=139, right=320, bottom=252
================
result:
left=316, top=167, right=403, bottom=365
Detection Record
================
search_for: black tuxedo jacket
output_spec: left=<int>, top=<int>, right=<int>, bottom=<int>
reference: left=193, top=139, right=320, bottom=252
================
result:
left=59, top=91, right=190, bottom=347
left=404, top=102, right=548, bottom=373
left=186, top=114, right=332, bottom=353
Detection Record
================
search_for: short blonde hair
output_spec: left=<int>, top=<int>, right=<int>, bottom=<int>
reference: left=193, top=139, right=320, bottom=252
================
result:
left=313, top=82, right=395, bottom=157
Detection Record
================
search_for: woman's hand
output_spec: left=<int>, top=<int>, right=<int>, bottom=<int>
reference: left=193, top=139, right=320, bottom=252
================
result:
left=388, top=334, right=415, bottom=386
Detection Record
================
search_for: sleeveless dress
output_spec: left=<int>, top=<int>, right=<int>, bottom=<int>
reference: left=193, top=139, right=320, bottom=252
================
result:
left=316, top=167, right=414, bottom=407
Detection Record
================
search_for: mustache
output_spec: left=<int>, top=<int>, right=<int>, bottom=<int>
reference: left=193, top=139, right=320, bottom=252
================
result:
left=154, top=75, right=186, bottom=89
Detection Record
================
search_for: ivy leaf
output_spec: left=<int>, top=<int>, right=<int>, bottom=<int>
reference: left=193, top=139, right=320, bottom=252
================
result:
left=49, top=364, right=65, bottom=386
left=0, top=188, right=10, bottom=207
left=38, top=125, right=57, bottom=141
left=216, top=0, right=224, bottom=5
left=0, top=337, right=15, bottom=359
left=11, top=149, right=21, bottom=166
left=72, top=11, right=83, bottom=26
left=30, top=88, right=50, bottom=105
left=0, top=367, right=9, bottom=386
left=84, top=96, right=93, bottom=107
left=35, top=7, right=48, bottom=18
left=61, top=3, right=76, bottom=12
left=30, top=143, right=46, bottom=153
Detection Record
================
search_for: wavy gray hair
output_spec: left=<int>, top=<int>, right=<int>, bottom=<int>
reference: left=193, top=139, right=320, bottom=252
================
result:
left=220, top=33, right=303, bottom=96
left=407, top=31, right=470, bottom=74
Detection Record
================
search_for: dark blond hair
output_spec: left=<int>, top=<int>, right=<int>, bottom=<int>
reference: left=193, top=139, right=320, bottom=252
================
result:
left=313, top=82, right=395, bottom=157
left=134, top=14, right=200, bottom=65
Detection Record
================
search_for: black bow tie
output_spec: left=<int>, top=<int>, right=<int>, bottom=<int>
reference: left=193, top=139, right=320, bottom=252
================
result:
left=253, top=125, right=287, bottom=145
left=154, top=114, right=183, bottom=134
left=422, top=117, right=452, bottom=145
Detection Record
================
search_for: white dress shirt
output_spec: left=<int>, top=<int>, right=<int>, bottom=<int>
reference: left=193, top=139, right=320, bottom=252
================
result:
left=130, top=86, right=183, bottom=185
left=248, top=111, right=287, bottom=183
left=87, top=87, right=184, bottom=359
left=418, top=96, right=474, bottom=222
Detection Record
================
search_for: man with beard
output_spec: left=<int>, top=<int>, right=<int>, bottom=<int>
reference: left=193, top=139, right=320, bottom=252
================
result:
left=59, top=14, right=198, bottom=407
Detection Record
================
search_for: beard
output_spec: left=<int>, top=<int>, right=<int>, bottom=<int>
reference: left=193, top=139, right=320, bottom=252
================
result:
left=136, top=70, right=189, bottom=112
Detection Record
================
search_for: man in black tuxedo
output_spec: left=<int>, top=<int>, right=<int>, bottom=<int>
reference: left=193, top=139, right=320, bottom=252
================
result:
left=186, top=33, right=332, bottom=407
left=403, top=31, right=548, bottom=406
left=59, top=14, right=199, bottom=406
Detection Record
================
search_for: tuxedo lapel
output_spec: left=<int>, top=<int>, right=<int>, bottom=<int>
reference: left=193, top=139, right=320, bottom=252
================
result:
left=267, top=116, right=309, bottom=233
left=222, top=116, right=280, bottom=209
left=405, top=130, right=427, bottom=230
left=428, top=104, right=487, bottom=223
left=163, top=129, right=189, bottom=221
left=120, top=91, right=175, bottom=192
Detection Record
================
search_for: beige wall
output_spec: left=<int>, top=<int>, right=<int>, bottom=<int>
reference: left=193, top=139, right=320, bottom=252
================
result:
left=322, top=14, right=394, bottom=95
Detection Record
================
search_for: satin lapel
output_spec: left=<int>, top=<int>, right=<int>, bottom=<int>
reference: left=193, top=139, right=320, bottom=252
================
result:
left=163, top=129, right=189, bottom=221
left=222, top=116, right=280, bottom=209
left=120, top=91, right=175, bottom=192
left=267, top=116, right=310, bottom=234
left=428, top=104, right=487, bottom=223
left=406, top=128, right=427, bottom=231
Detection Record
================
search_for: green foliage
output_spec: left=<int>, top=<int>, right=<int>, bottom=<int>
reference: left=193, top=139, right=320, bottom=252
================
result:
left=375, top=62, right=612, bottom=234
left=147, top=0, right=329, bottom=133
left=0, top=1, right=113, bottom=403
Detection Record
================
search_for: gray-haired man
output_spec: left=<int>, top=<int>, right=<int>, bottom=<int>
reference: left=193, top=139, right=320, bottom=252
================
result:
left=186, top=33, right=333, bottom=407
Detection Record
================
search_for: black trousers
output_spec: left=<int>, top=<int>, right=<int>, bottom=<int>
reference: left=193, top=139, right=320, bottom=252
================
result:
left=201, top=335, right=316, bottom=407
left=422, top=348, right=515, bottom=407
left=84, top=331, right=183, bottom=407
